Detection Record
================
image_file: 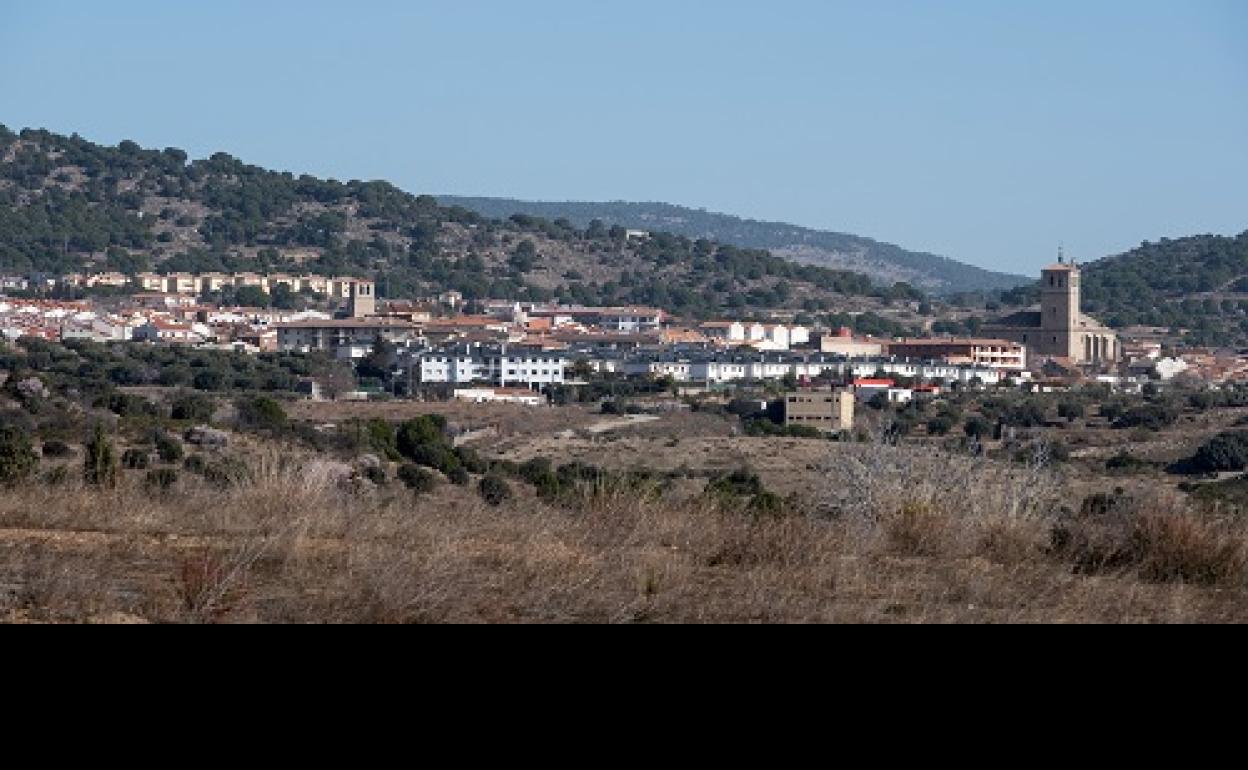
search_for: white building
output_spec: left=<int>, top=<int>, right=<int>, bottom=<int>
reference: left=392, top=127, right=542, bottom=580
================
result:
left=454, top=387, right=545, bottom=406
left=418, top=350, right=568, bottom=388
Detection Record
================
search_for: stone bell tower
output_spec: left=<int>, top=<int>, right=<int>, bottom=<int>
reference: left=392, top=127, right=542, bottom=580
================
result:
left=349, top=280, right=376, bottom=319
left=1039, top=249, right=1081, bottom=359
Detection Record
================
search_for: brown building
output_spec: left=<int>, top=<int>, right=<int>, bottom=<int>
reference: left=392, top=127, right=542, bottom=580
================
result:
left=887, top=338, right=1027, bottom=371
left=785, top=388, right=855, bottom=433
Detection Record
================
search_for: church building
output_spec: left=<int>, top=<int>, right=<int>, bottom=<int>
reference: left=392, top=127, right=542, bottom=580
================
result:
left=982, top=256, right=1119, bottom=367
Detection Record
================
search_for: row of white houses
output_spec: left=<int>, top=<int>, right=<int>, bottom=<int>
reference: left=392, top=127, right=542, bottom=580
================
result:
left=408, top=348, right=1008, bottom=390
left=621, top=358, right=1007, bottom=387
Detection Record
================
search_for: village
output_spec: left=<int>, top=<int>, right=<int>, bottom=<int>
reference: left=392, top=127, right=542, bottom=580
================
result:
left=0, top=262, right=1239, bottom=427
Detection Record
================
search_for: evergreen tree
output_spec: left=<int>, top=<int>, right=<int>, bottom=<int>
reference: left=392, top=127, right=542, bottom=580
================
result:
left=83, top=423, right=118, bottom=489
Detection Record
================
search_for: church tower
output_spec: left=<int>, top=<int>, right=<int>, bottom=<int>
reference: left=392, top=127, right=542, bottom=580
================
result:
left=349, top=280, right=376, bottom=319
left=1040, top=249, right=1080, bottom=359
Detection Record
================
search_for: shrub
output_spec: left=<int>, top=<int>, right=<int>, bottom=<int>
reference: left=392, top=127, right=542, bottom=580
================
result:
left=122, top=448, right=151, bottom=470
left=1188, top=432, right=1248, bottom=474
left=964, top=415, right=993, bottom=439
left=1113, top=404, right=1179, bottom=431
left=235, top=396, right=288, bottom=431
left=519, top=457, right=554, bottom=485
left=171, top=393, right=216, bottom=422
left=108, top=393, right=158, bottom=418
left=448, top=466, right=470, bottom=487
left=706, top=468, right=766, bottom=500
left=201, top=456, right=253, bottom=489
left=145, top=468, right=179, bottom=491
left=406, top=443, right=461, bottom=475
left=533, top=471, right=562, bottom=500
left=83, top=424, right=118, bottom=489
left=1106, top=451, right=1149, bottom=473
left=364, top=419, right=400, bottom=461
left=396, top=415, right=448, bottom=458
left=155, top=433, right=184, bottom=463
left=363, top=465, right=388, bottom=486
left=398, top=464, right=438, bottom=495
left=0, top=426, right=38, bottom=485
left=455, top=446, right=488, bottom=474
left=478, top=474, right=512, bottom=506
left=192, top=369, right=227, bottom=391
left=1058, top=401, right=1086, bottom=423
left=42, top=465, right=70, bottom=487
left=41, top=440, right=72, bottom=459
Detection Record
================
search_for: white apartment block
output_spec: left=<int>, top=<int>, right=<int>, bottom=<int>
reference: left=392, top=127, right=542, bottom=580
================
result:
left=418, top=351, right=569, bottom=388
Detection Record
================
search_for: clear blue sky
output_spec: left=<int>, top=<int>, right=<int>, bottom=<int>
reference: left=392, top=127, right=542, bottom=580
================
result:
left=2, top=1, right=1245, bottom=275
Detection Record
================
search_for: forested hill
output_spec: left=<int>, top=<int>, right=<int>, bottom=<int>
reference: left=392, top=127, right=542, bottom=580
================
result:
left=1000, top=232, right=1248, bottom=347
left=0, top=125, right=932, bottom=322
left=439, top=197, right=1027, bottom=295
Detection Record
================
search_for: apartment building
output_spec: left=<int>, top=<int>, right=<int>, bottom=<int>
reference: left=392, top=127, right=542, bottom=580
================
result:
left=785, top=389, right=855, bottom=433
left=276, top=318, right=421, bottom=356
left=887, top=338, right=1027, bottom=371
left=416, top=349, right=569, bottom=388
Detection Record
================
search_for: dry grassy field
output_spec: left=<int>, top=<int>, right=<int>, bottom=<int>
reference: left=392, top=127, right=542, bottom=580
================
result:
left=3, top=438, right=1247, bottom=624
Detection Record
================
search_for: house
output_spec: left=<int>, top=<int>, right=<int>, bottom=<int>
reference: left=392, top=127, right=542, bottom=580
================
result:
left=699, top=321, right=747, bottom=344
left=853, top=379, right=912, bottom=404
left=133, top=319, right=207, bottom=345
left=816, top=327, right=885, bottom=358
left=785, top=388, right=855, bottom=433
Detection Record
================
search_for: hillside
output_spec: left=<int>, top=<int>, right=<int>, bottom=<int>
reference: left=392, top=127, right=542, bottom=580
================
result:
left=439, top=197, right=1027, bottom=295
left=1000, top=232, right=1248, bottom=347
left=0, top=125, right=931, bottom=325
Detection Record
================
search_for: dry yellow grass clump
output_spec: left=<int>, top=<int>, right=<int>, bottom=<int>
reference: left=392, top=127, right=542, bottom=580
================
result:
left=1, top=444, right=1246, bottom=624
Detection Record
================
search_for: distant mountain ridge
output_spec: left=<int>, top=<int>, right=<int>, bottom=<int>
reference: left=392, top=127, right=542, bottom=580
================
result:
left=438, top=197, right=1028, bottom=294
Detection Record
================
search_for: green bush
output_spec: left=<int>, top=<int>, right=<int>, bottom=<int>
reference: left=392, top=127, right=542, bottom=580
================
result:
left=1113, top=404, right=1179, bottom=431
left=0, top=426, right=39, bottom=485
left=478, top=474, right=512, bottom=506
left=448, top=466, right=471, bottom=486
left=964, top=415, right=993, bottom=439
left=155, top=433, right=184, bottom=463
left=122, top=448, right=151, bottom=470
left=145, top=468, right=179, bottom=491
left=406, top=443, right=461, bottom=475
left=41, top=440, right=73, bottom=458
left=235, top=395, right=288, bottom=431
left=1189, top=432, right=1248, bottom=474
left=171, top=392, right=216, bottom=422
left=519, top=457, right=553, bottom=485
left=364, top=419, right=400, bottom=461
left=455, top=446, right=489, bottom=474
left=398, top=464, right=438, bottom=494
left=397, top=415, right=448, bottom=458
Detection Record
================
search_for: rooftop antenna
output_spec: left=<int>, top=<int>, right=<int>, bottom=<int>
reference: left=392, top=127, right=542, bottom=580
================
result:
left=1058, top=243, right=1065, bottom=265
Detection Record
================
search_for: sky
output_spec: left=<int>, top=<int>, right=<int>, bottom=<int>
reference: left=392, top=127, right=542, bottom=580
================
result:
left=1, top=1, right=1246, bottom=275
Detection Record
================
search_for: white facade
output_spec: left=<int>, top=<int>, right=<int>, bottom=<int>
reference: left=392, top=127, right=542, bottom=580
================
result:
left=419, top=352, right=568, bottom=387
left=454, top=388, right=545, bottom=406
left=610, top=357, right=1005, bottom=387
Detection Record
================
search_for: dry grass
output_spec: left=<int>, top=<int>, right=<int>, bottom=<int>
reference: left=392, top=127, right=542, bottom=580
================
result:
left=2, top=444, right=1247, bottom=624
